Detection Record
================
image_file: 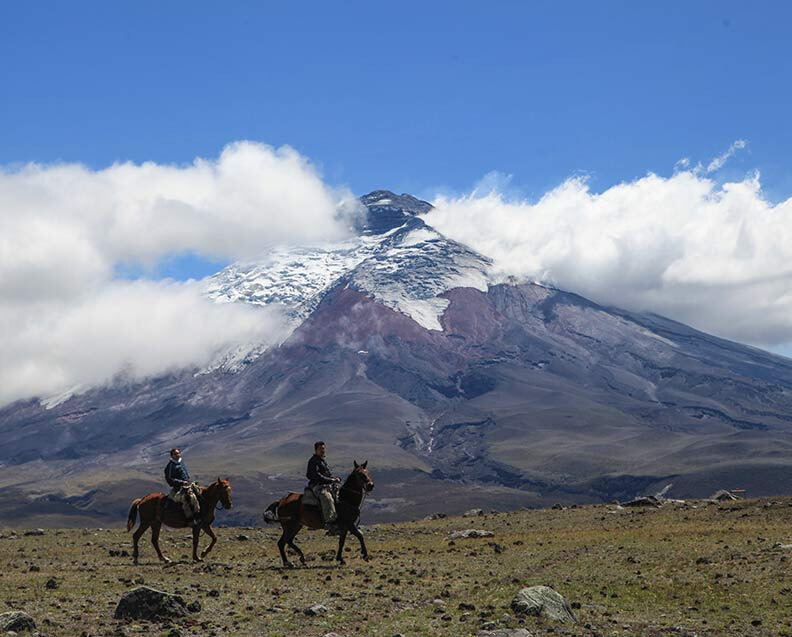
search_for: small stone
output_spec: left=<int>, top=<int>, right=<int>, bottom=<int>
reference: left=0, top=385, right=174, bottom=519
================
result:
left=186, top=601, right=202, bottom=613
left=207, top=589, right=220, bottom=598
left=236, top=534, right=250, bottom=541
left=304, top=604, right=328, bottom=616
left=23, top=529, right=45, bottom=537
left=448, top=529, right=495, bottom=540
left=464, top=508, right=484, bottom=517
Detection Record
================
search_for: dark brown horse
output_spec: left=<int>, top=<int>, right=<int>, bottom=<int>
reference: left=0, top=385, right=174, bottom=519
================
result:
left=264, top=461, right=374, bottom=567
left=126, top=478, right=233, bottom=565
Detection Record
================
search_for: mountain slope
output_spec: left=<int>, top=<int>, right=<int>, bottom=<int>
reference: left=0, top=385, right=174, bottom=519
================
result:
left=2, top=190, right=792, bottom=526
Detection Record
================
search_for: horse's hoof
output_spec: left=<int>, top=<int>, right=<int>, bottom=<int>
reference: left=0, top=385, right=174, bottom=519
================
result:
left=284, top=562, right=294, bottom=569
left=163, top=557, right=172, bottom=564
left=363, top=555, right=371, bottom=561
left=194, top=557, right=203, bottom=563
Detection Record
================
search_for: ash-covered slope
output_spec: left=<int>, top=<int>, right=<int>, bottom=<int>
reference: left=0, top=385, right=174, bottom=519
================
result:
left=2, top=190, right=792, bottom=526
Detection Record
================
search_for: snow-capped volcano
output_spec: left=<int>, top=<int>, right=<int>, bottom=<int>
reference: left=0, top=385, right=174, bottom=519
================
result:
left=5, top=189, right=792, bottom=527
left=204, top=191, right=492, bottom=332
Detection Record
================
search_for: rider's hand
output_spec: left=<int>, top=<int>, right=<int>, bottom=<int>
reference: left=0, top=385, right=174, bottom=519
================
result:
left=333, top=477, right=341, bottom=483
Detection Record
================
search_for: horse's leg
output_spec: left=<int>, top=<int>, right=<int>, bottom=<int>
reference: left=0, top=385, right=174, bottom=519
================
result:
left=335, top=528, right=348, bottom=564
left=287, top=536, right=306, bottom=565
left=348, top=524, right=370, bottom=561
left=200, top=525, right=218, bottom=560
left=151, top=521, right=170, bottom=563
left=132, top=521, right=149, bottom=565
left=278, top=523, right=300, bottom=568
left=192, top=524, right=202, bottom=562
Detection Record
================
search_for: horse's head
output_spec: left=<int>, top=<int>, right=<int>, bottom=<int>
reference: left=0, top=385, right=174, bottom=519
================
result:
left=352, top=460, right=374, bottom=492
left=214, top=477, right=233, bottom=509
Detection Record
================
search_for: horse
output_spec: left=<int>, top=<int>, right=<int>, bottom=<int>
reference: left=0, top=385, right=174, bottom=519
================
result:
left=264, top=461, right=374, bottom=567
left=126, top=478, right=233, bottom=565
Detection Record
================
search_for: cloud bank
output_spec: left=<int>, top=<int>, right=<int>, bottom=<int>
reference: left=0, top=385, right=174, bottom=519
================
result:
left=425, top=168, right=792, bottom=352
left=0, top=142, right=356, bottom=407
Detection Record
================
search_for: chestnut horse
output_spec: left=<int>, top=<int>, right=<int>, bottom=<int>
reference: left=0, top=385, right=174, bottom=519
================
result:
left=264, top=461, right=374, bottom=567
left=126, top=478, right=232, bottom=565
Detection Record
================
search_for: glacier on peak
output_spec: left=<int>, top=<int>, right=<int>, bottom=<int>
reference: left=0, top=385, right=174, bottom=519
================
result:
left=201, top=191, right=493, bottom=369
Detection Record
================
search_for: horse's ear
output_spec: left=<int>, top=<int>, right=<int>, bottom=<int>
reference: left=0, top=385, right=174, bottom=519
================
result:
left=362, top=460, right=368, bottom=469
left=353, top=460, right=359, bottom=469
left=216, top=476, right=221, bottom=483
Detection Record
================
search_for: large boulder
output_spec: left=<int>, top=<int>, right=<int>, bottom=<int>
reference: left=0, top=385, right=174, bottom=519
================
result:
left=0, top=611, right=36, bottom=632
left=114, top=586, right=189, bottom=621
left=511, top=586, right=577, bottom=623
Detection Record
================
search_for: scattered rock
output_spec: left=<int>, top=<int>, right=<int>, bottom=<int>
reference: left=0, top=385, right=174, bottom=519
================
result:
left=511, top=586, right=577, bottom=623
left=0, top=611, right=36, bottom=632
left=113, top=586, right=188, bottom=621
left=448, top=529, right=495, bottom=539
left=304, top=604, right=328, bottom=616
left=709, top=490, right=739, bottom=502
left=45, top=578, right=59, bottom=589
left=186, top=601, right=201, bottom=613
left=236, top=534, right=250, bottom=541
left=464, top=508, right=484, bottom=517
left=623, top=496, right=662, bottom=508
left=424, top=513, right=447, bottom=520
left=22, top=529, right=44, bottom=536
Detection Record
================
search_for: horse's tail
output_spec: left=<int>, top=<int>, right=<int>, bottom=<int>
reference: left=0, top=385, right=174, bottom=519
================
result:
left=126, top=498, right=142, bottom=531
left=262, top=500, right=280, bottom=524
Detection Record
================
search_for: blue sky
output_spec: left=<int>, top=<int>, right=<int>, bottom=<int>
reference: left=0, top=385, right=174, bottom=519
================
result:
left=3, top=2, right=792, bottom=402
left=2, top=1, right=791, bottom=200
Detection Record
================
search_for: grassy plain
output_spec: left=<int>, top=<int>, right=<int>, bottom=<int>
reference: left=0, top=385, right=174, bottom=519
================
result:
left=2, top=497, right=792, bottom=636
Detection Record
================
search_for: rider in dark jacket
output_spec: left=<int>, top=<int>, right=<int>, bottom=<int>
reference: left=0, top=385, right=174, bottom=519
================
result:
left=164, top=448, right=201, bottom=526
left=307, top=441, right=339, bottom=528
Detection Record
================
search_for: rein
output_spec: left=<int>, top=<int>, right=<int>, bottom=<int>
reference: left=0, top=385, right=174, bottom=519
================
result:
left=339, top=476, right=372, bottom=518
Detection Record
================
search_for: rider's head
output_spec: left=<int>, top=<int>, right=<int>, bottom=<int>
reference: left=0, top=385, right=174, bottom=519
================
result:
left=314, top=441, right=326, bottom=457
left=170, top=448, right=181, bottom=461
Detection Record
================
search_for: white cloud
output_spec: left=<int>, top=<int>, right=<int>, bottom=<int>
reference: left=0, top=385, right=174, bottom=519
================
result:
left=704, top=139, right=747, bottom=174
left=0, top=142, right=357, bottom=407
left=425, top=168, right=792, bottom=353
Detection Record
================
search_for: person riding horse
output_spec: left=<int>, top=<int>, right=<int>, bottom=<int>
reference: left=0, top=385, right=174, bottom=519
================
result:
left=164, top=448, right=201, bottom=527
left=306, top=441, right=340, bottom=531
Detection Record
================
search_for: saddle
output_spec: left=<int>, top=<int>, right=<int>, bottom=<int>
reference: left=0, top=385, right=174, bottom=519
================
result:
left=300, top=484, right=338, bottom=508
left=302, top=487, right=319, bottom=507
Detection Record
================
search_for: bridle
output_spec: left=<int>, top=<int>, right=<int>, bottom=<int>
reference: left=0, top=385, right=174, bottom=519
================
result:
left=339, top=472, right=373, bottom=509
